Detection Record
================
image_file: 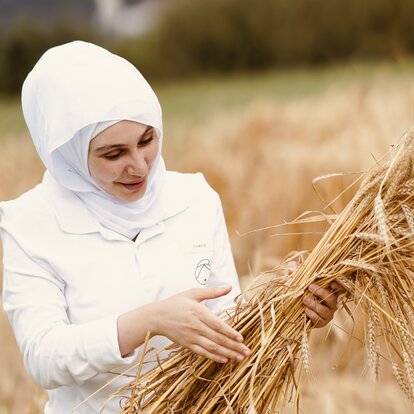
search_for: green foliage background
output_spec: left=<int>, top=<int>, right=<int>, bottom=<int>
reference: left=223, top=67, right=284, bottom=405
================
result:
left=2, top=0, right=414, bottom=95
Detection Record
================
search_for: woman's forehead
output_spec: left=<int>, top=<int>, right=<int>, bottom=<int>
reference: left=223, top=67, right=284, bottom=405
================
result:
left=90, top=121, right=152, bottom=149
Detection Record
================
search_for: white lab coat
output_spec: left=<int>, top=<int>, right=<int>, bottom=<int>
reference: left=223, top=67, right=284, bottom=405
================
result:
left=0, top=171, right=241, bottom=413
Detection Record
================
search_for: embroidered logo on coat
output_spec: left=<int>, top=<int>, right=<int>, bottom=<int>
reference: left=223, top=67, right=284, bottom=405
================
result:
left=194, top=258, right=211, bottom=285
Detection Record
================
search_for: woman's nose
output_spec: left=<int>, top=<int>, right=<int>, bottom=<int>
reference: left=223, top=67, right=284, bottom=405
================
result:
left=127, top=151, right=147, bottom=176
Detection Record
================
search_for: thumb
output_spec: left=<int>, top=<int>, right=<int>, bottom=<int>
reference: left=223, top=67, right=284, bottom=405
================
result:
left=189, top=285, right=232, bottom=302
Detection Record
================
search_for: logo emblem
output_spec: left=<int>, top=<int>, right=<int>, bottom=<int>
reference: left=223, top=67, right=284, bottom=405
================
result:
left=194, top=258, right=211, bottom=285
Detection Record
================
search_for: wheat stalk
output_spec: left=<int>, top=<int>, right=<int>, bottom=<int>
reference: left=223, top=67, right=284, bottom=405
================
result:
left=108, top=129, right=414, bottom=413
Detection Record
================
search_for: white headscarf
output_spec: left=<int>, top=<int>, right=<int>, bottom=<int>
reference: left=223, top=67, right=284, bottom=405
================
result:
left=21, top=41, right=166, bottom=239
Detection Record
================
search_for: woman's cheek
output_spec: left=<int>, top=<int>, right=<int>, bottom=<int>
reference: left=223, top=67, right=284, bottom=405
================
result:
left=100, top=160, right=120, bottom=180
left=148, top=148, right=159, bottom=169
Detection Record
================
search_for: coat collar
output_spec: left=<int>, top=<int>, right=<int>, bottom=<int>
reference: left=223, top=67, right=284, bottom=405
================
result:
left=42, top=171, right=191, bottom=238
left=42, top=174, right=102, bottom=235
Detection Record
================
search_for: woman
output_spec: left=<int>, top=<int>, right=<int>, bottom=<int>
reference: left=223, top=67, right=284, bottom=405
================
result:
left=0, top=41, right=339, bottom=413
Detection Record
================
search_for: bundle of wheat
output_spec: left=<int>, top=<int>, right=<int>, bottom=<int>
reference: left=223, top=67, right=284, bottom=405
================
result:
left=111, top=130, right=414, bottom=413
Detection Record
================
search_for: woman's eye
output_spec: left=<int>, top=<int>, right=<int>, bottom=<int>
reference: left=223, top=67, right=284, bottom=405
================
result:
left=103, top=152, right=122, bottom=160
left=139, top=135, right=154, bottom=146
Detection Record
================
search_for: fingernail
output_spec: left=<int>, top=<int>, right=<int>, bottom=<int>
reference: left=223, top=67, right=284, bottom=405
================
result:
left=236, top=335, right=243, bottom=342
left=236, top=354, right=244, bottom=361
left=219, top=285, right=230, bottom=290
left=303, top=297, right=311, bottom=305
left=219, top=357, right=228, bottom=363
left=309, top=284, right=317, bottom=292
left=243, top=348, right=251, bottom=356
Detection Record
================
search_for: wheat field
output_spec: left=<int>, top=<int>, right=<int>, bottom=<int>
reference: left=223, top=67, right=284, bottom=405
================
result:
left=1, top=71, right=414, bottom=413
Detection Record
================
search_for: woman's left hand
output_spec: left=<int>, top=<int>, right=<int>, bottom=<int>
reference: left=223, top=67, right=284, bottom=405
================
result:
left=302, top=282, right=343, bottom=328
left=287, top=261, right=344, bottom=328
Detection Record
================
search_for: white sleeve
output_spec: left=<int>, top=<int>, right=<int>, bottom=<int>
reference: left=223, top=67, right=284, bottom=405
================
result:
left=205, top=198, right=241, bottom=316
left=1, top=231, right=136, bottom=390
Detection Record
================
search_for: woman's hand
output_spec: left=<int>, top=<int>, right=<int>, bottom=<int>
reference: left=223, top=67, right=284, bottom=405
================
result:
left=302, top=281, right=344, bottom=328
left=153, top=286, right=251, bottom=364
left=287, top=261, right=344, bottom=328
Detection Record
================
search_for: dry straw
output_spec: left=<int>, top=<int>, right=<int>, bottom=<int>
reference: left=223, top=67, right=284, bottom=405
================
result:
left=110, top=129, right=414, bottom=413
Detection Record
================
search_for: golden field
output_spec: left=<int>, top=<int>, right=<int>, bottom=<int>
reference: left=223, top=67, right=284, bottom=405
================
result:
left=1, top=65, right=414, bottom=413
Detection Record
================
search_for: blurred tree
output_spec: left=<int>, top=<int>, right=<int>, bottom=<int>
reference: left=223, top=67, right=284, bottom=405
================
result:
left=0, top=21, right=98, bottom=95
left=0, top=0, right=94, bottom=29
left=3, top=0, right=414, bottom=93
left=112, top=0, right=414, bottom=82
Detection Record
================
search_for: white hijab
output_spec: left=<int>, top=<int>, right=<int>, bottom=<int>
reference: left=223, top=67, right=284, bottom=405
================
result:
left=21, top=41, right=166, bottom=239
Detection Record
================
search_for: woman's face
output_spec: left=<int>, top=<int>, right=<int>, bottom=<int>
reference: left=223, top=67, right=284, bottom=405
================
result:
left=88, top=120, right=159, bottom=202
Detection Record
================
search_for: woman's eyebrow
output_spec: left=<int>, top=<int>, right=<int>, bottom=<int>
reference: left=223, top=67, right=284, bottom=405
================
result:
left=95, top=126, right=154, bottom=152
left=139, top=125, right=154, bottom=137
left=95, top=143, right=126, bottom=152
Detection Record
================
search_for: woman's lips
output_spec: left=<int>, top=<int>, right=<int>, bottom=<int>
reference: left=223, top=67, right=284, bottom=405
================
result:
left=119, top=178, right=146, bottom=191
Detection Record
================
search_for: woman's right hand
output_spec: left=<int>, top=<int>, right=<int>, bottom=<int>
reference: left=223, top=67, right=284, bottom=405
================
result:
left=153, top=286, right=251, bottom=364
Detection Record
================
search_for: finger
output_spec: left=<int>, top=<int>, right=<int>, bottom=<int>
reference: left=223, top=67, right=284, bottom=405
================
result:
left=308, top=284, right=338, bottom=309
left=330, top=280, right=347, bottom=293
left=186, top=286, right=232, bottom=302
left=199, top=308, right=244, bottom=342
left=187, top=318, right=248, bottom=358
left=191, top=343, right=229, bottom=364
left=195, top=336, right=247, bottom=362
left=303, top=296, right=331, bottom=320
left=205, top=328, right=251, bottom=357
left=304, top=307, right=327, bottom=328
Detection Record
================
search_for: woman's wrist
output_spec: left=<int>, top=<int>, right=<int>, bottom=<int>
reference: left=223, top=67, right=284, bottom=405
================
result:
left=117, top=303, right=159, bottom=357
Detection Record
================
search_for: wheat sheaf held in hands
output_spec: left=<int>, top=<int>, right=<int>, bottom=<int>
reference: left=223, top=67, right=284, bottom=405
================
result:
left=112, top=130, right=414, bottom=413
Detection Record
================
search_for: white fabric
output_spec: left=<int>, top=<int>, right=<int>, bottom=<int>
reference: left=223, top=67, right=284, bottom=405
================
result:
left=0, top=171, right=241, bottom=413
left=21, top=40, right=166, bottom=239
